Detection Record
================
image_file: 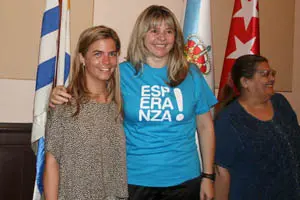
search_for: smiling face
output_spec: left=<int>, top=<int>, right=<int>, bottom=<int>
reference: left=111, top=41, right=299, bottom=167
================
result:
left=246, top=61, right=276, bottom=99
left=80, top=38, right=118, bottom=84
left=144, top=20, right=175, bottom=66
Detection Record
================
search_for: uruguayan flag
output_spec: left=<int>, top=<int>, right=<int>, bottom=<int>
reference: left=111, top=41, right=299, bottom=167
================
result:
left=31, top=0, right=70, bottom=199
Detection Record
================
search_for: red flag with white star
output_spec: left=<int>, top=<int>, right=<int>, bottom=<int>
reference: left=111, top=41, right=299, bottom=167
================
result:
left=218, top=0, right=259, bottom=100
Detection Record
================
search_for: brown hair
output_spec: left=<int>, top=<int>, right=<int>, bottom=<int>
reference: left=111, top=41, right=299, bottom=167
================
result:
left=219, top=54, right=268, bottom=109
left=127, top=5, right=188, bottom=87
left=67, top=25, right=122, bottom=117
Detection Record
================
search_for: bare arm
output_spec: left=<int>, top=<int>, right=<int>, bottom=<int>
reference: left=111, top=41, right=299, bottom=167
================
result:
left=44, top=152, right=59, bottom=200
left=215, top=165, right=230, bottom=200
left=49, top=86, right=72, bottom=108
left=196, top=111, right=215, bottom=200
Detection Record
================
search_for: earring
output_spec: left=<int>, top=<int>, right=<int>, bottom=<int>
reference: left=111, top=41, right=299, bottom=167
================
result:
left=81, top=63, right=85, bottom=71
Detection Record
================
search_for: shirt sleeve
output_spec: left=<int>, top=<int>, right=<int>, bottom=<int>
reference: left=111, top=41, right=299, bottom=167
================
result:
left=214, top=112, right=240, bottom=169
left=45, top=107, right=64, bottom=164
left=273, top=93, right=300, bottom=127
left=190, top=64, right=218, bottom=115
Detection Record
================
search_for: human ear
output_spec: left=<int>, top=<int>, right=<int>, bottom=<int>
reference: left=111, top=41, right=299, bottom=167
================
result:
left=79, top=53, right=85, bottom=66
left=240, top=77, right=249, bottom=89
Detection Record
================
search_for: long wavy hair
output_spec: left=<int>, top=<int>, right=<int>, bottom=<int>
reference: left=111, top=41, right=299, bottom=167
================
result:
left=127, top=5, right=188, bottom=87
left=67, top=25, right=122, bottom=118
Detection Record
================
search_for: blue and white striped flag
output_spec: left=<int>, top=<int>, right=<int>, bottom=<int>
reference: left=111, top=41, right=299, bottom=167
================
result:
left=57, top=0, right=71, bottom=86
left=31, top=0, right=70, bottom=199
left=183, top=0, right=214, bottom=91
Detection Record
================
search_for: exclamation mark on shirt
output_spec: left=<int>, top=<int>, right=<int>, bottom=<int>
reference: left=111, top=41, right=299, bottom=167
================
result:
left=174, top=88, right=184, bottom=121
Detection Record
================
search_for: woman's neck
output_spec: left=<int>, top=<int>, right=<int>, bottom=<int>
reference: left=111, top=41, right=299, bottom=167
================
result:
left=91, top=93, right=109, bottom=103
left=238, top=94, right=274, bottom=121
left=146, top=57, right=168, bottom=68
left=86, top=79, right=109, bottom=103
left=238, top=94, right=270, bottom=108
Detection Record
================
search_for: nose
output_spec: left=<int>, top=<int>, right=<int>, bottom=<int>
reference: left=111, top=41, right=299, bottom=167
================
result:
left=101, top=54, right=110, bottom=65
left=157, top=31, right=166, bottom=41
left=269, top=74, right=275, bottom=81
left=269, top=69, right=276, bottom=81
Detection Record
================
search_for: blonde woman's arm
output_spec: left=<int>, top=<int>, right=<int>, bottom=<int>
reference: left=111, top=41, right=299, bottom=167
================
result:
left=43, top=152, right=59, bottom=200
left=196, top=112, right=215, bottom=200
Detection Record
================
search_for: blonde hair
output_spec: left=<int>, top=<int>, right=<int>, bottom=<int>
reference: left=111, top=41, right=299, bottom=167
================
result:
left=127, top=5, right=188, bottom=87
left=67, top=25, right=122, bottom=118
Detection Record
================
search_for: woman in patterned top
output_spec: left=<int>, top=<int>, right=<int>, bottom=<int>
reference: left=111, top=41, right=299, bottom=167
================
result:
left=214, top=54, right=300, bottom=200
left=43, top=25, right=128, bottom=200
left=49, top=5, right=217, bottom=200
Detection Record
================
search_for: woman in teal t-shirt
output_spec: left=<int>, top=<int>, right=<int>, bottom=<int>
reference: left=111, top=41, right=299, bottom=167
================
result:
left=50, top=5, right=217, bottom=200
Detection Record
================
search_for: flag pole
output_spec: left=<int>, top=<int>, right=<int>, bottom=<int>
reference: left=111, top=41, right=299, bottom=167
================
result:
left=31, top=0, right=70, bottom=199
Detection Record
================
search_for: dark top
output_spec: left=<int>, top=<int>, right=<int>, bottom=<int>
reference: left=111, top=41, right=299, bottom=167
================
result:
left=215, top=93, right=300, bottom=200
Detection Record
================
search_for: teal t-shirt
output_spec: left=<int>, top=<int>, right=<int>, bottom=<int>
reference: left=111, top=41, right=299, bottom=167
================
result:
left=120, top=62, right=217, bottom=187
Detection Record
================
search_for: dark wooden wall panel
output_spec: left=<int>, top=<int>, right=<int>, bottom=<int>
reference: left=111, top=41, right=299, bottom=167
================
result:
left=0, top=123, right=36, bottom=200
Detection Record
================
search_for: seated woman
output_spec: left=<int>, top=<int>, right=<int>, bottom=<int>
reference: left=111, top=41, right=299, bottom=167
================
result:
left=214, top=54, right=300, bottom=200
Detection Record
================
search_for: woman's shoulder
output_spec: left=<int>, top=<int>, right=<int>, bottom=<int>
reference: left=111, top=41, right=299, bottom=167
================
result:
left=46, top=104, right=74, bottom=133
left=188, top=63, right=203, bottom=76
left=271, top=93, right=298, bottom=119
left=119, top=61, right=136, bottom=76
left=119, top=61, right=134, bottom=70
left=214, top=101, right=241, bottom=150
left=215, top=100, right=241, bottom=122
left=48, top=103, right=75, bottom=119
left=187, top=63, right=208, bottom=85
left=120, top=61, right=132, bottom=67
left=271, top=93, right=293, bottom=109
left=271, top=93, right=288, bottom=103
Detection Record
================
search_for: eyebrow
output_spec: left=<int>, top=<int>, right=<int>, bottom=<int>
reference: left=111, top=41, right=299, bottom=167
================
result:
left=92, top=50, right=117, bottom=53
left=257, top=69, right=272, bottom=71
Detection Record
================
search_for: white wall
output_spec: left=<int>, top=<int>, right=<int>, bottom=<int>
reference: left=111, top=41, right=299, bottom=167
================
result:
left=93, top=0, right=186, bottom=61
left=0, top=79, right=35, bottom=122
left=0, top=79, right=296, bottom=123
left=1, top=0, right=299, bottom=123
